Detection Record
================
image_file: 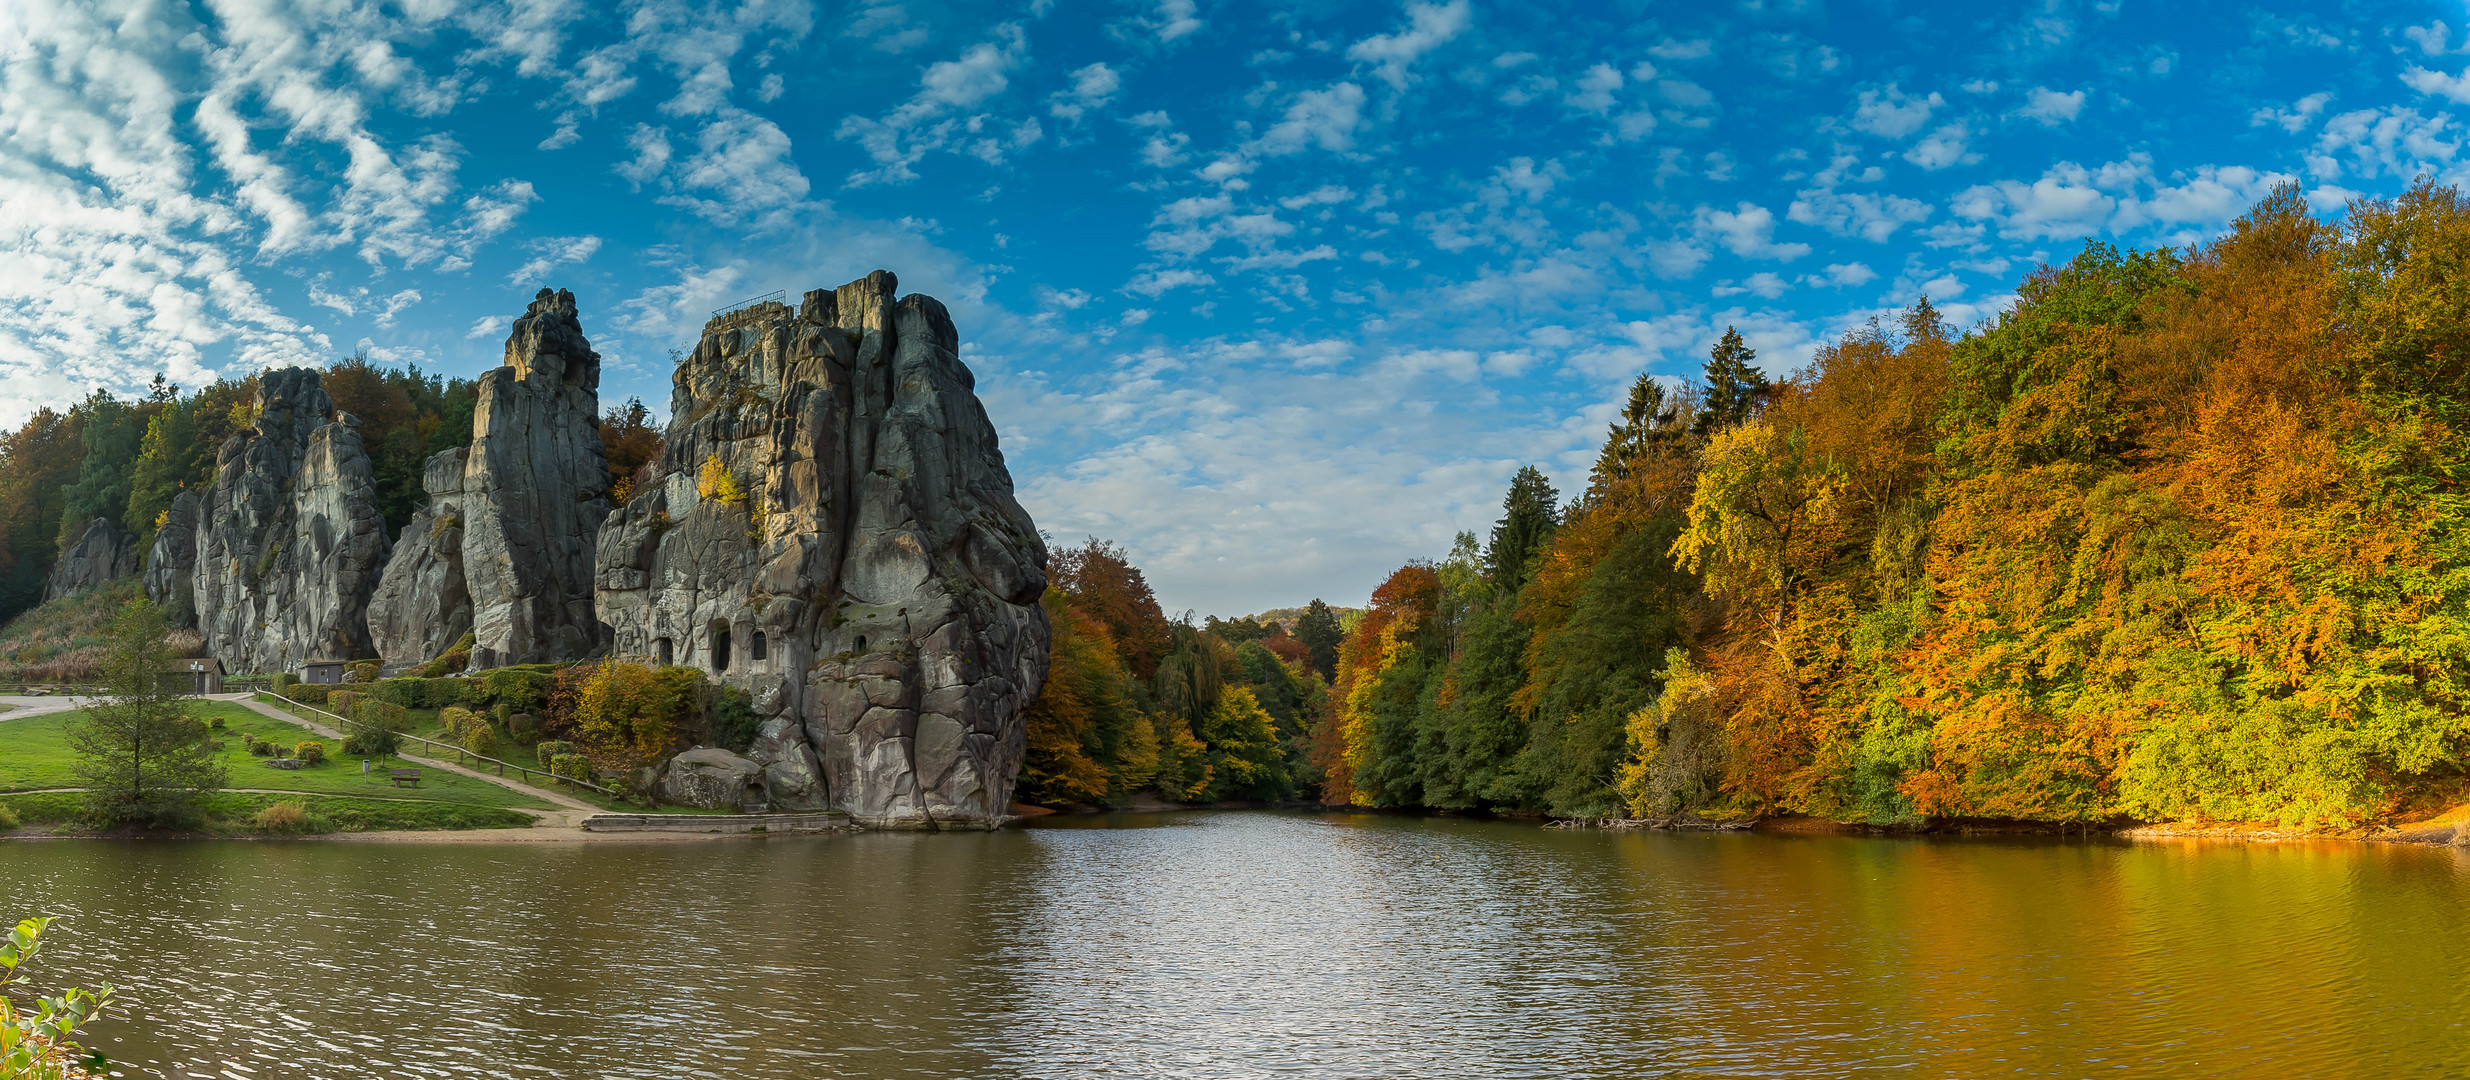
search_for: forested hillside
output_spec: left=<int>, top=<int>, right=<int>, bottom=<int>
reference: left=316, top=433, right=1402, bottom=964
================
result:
left=1310, top=184, right=2470, bottom=829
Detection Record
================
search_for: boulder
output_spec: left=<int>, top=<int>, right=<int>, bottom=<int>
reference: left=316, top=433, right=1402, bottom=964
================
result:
left=368, top=288, right=610, bottom=669
left=659, top=747, right=766, bottom=810
left=142, top=490, right=200, bottom=621
left=596, top=271, right=1050, bottom=829
left=190, top=368, right=393, bottom=674
left=46, top=517, right=138, bottom=601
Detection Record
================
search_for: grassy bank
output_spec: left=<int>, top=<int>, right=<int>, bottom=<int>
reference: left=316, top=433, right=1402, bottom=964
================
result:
left=0, top=789, right=534, bottom=834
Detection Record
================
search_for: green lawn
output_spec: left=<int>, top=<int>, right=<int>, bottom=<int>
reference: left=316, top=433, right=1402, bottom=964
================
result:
left=0, top=701, right=554, bottom=810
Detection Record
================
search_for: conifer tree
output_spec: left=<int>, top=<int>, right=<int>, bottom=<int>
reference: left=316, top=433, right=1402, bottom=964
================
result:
left=1293, top=599, right=1344, bottom=679
left=1695, top=326, right=1770, bottom=434
left=66, top=599, right=226, bottom=827
left=1486, top=465, right=1560, bottom=593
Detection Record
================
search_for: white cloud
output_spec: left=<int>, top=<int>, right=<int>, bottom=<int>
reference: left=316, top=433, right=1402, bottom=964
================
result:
left=2251, top=92, right=2334, bottom=133
left=1852, top=83, right=1943, bottom=138
left=1152, top=0, right=1203, bottom=42
left=1698, top=202, right=1811, bottom=260
left=1050, top=62, right=1120, bottom=122
left=1812, top=263, right=1877, bottom=288
left=1126, top=268, right=1217, bottom=296
left=1787, top=189, right=1932, bottom=241
left=2019, top=86, right=2085, bottom=124
left=2402, top=63, right=2470, bottom=105
left=836, top=24, right=1031, bottom=185
left=2405, top=22, right=2452, bottom=56
left=1345, top=0, right=1471, bottom=90
left=509, top=235, right=604, bottom=286
left=1567, top=63, right=1622, bottom=113
left=1903, top=122, right=1978, bottom=170
left=1258, top=83, right=1368, bottom=155
left=1713, top=272, right=1790, bottom=299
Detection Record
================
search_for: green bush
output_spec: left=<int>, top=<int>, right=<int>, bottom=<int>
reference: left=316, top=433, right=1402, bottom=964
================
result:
left=481, top=668, right=553, bottom=711
left=345, top=659, right=380, bottom=683
left=271, top=672, right=295, bottom=694
left=463, top=726, right=498, bottom=757
left=413, top=632, right=476, bottom=678
left=286, top=683, right=329, bottom=706
left=209, top=716, right=226, bottom=731
left=250, top=801, right=329, bottom=834
left=374, top=676, right=472, bottom=709
left=534, top=739, right=576, bottom=764
left=328, top=689, right=361, bottom=717
left=0, top=803, right=19, bottom=831
left=295, top=741, right=326, bottom=766
left=508, top=712, right=539, bottom=744
left=248, top=739, right=276, bottom=757
left=548, top=752, right=593, bottom=782
left=439, top=706, right=481, bottom=737
left=342, top=700, right=409, bottom=757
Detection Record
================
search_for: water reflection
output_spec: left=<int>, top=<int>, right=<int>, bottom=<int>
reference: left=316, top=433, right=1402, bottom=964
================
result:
left=0, top=814, right=2463, bottom=1078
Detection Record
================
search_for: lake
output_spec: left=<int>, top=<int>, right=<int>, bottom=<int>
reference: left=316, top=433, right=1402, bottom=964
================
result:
left=1, top=812, right=2465, bottom=1078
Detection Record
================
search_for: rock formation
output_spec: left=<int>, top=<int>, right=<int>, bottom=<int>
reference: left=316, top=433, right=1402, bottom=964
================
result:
left=368, top=288, right=610, bottom=669
left=45, top=517, right=138, bottom=600
left=660, top=747, right=768, bottom=811
left=142, top=490, right=199, bottom=618
left=598, top=271, right=1050, bottom=829
left=190, top=368, right=392, bottom=673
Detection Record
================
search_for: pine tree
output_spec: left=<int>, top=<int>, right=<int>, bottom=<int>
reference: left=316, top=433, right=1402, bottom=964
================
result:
left=1486, top=465, right=1561, bottom=593
left=1695, top=326, right=1770, bottom=434
left=1590, top=375, right=1680, bottom=492
left=66, top=599, right=226, bottom=827
left=1294, top=599, right=1344, bottom=679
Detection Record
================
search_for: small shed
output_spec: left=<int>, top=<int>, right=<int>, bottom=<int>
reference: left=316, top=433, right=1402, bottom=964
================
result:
left=299, top=659, right=348, bottom=685
left=158, top=657, right=224, bottom=696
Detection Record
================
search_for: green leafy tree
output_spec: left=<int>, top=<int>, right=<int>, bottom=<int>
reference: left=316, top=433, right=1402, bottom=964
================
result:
left=65, top=599, right=226, bottom=827
left=1199, top=688, right=1291, bottom=800
left=1694, top=326, right=1770, bottom=434
left=1486, top=465, right=1561, bottom=593
left=123, top=401, right=200, bottom=551
left=54, top=391, right=145, bottom=548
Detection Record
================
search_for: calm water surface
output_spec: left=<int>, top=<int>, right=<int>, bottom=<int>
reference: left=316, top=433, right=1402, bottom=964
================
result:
left=1, top=812, right=2465, bottom=1078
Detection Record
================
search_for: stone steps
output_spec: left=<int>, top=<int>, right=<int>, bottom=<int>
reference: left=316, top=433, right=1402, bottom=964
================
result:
left=579, top=812, right=851, bottom=834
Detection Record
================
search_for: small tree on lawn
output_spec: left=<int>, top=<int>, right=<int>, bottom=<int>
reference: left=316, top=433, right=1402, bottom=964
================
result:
left=65, top=599, right=226, bottom=828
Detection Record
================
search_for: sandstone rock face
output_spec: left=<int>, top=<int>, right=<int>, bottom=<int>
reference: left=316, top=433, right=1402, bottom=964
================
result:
left=46, top=517, right=138, bottom=601
left=367, top=449, right=473, bottom=669
left=191, top=368, right=393, bottom=674
left=659, top=747, right=766, bottom=811
left=595, top=271, right=1049, bottom=829
left=368, top=288, right=610, bottom=670
left=142, top=490, right=200, bottom=619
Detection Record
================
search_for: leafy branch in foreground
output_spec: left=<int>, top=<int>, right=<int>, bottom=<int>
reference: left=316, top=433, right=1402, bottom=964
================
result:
left=0, top=917, right=114, bottom=1080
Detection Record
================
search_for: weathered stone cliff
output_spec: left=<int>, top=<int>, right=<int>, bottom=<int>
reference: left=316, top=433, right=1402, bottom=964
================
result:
left=142, top=490, right=199, bottom=618
left=595, top=271, right=1049, bottom=828
left=46, top=517, right=138, bottom=600
left=368, top=288, right=610, bottom=670
left=191, top=368, right=392, bottom=673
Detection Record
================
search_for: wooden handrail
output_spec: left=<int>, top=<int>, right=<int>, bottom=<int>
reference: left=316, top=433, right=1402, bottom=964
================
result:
left=251, top=692, right=618, bottom=798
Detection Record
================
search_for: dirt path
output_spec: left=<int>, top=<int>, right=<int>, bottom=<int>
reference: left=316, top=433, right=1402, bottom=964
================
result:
left=0, top=695, right=97, bottom=722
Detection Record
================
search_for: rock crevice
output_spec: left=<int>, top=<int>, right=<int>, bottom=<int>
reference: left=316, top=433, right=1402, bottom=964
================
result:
left=47, top=518, right=138, bottom=601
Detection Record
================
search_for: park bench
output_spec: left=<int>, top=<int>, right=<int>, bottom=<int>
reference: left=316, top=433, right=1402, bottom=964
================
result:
left=390, top=768, right=423, bottom=789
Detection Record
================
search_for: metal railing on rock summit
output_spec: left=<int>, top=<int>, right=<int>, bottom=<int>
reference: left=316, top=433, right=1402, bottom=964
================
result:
left=251, top=692, right=619, bottom=798
left=711, top=290, right=787, bottom=319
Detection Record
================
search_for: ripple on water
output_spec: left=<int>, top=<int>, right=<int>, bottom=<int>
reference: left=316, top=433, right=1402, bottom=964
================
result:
left=1, top=814, right=2467, bottom=1078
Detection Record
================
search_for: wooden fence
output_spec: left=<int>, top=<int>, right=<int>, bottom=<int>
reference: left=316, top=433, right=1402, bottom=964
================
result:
left=251, top=692, right=619, bottom=798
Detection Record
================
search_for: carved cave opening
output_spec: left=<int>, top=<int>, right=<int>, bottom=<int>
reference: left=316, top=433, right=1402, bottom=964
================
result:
left=751, top=631, right=768, bottom=662
left=655, top=637, right=673, bottom=666
left=711, top=621, right=732, bottom=672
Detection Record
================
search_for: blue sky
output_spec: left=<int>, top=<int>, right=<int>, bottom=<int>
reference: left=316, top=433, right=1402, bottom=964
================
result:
left=2, top=0, right=2464, bottom=614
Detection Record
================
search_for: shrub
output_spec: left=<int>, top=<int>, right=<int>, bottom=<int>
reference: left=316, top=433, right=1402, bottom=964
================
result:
left=534, top=739, right=576, bottom=765
left=286, top=683, right=329, bottom=706
left=344, top=659, right=379, bottom=683
left=271, top=672, right=295, bottom=693
left=328, top=689, right=361, bottom=717
left=375, top=676, right=472, bottom=709
left=574, top=661, right=704, bottom=771
left=247, top=739, right=276, bottom=757
left=463, top=726, right=498, bottom=757
left=481, top=668, right=553, bottom=711
left=342, top=700, right=409, bottom=757
left=439, top=706, right=481, bottom=737
left=548, top=752, right=593, bottom=782
left=508, top=712, right=539, bottom=744
left=295, top=741, right=326, bottom=766
left=208, top=716, right=226, bottom=731
left=492, top=702, right=512, bottom=726
left=0, top=804, right=19, bottom=831
left=250, top=801, right=322, bottom=833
